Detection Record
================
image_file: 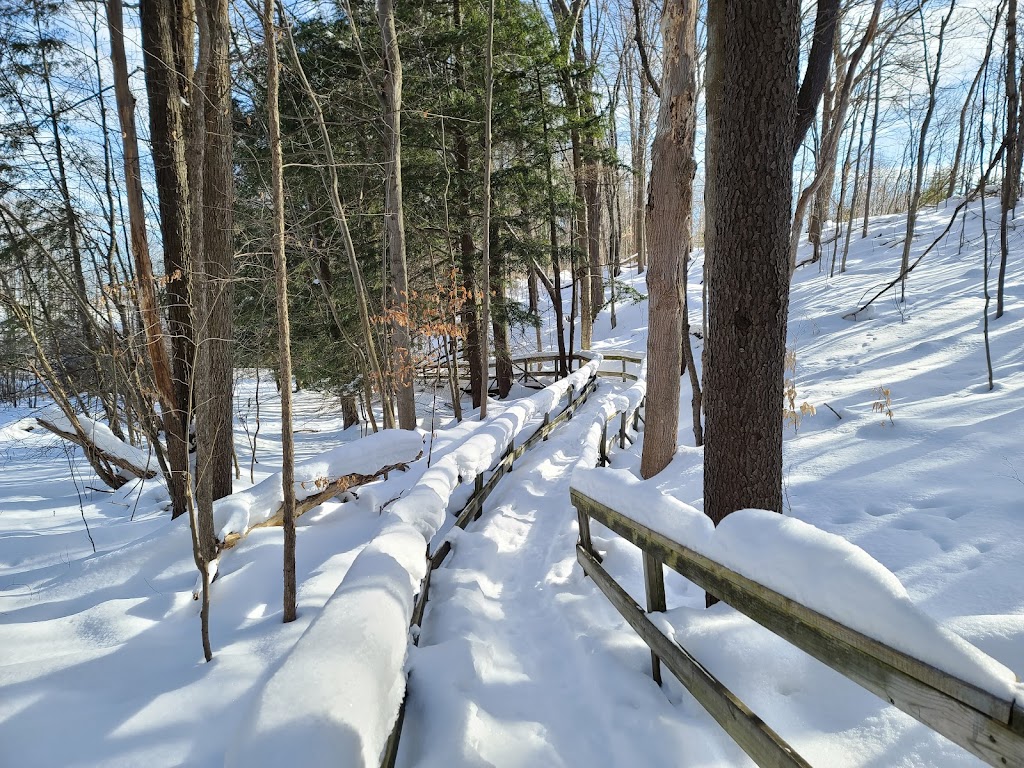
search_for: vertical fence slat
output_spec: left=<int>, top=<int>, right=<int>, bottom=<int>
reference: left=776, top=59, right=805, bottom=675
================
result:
left=643, top=552, right=667, bottom=685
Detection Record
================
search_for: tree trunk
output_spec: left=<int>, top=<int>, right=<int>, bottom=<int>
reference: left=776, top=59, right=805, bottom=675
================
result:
left=537, top=69, right=569, bottom=376
left=863, top=42, right=884, bottom=237
left=998, top=0, right=1017, bottom=318
left=808, top=68, right=837, bottom=264
left=640, top=0, right=697, bottom=480
left=901, top=2, right=955, bottom=303
left=453, top=0, right=483, bottom=409
left=631, top=71, right=651, bottom=274
left=139, top=0, right=195, bottom=520
left=478, top=0, right=496, bottom=419
left=197, top=0, right=235, bottom=506
left=528, top=268, right=542, bottom=352
left=378, top=0, right=417, bottom=428
left=263, top=0, right=298, bottom=623
left=704, top=0, right=799, bottom=528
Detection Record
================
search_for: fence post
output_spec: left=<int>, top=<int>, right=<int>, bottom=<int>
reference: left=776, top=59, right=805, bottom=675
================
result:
left=577, top=507, right=595, bottom=558
left=599, top=422, right=608, bottom=466
left=542, top=412, right=550, bottom=441
left=642, top=553, right=667, bottom=685
left=567, top=384, right=575, bottom=419
left=619, top=412, right=627, bottom=449
left=622, top=358, right=627, bottom=382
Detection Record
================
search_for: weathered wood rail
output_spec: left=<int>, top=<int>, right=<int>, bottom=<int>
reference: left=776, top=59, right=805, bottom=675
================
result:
left=417, top=350, right=642, bottom=391
left=381, top=350, right=645, bottom=767
left=570, top=488, right=1024, bottom=768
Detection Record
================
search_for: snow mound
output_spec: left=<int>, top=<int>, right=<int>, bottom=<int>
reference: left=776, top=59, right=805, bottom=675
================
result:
left=214, top=429, right=424, bottom=542
left=35, top=406, right=155, bottom=473
left=572, top=468, right=1020, bottom=702
left=228, top=356, right=603, bottom=768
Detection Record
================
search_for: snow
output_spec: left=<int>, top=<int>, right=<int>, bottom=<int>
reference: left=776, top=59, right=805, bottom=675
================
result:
left=573, top=468, right=1020, bottom=700
left=3, top=198, right=1024, bottom=767
left=228, top=358, right=604, bottom=767
left=214, top=429, right=425, bottom=542
left=35, top=405, right=156, bottom=475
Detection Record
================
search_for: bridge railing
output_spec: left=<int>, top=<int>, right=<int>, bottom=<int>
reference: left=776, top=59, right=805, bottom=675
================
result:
left=569, top=485, right=1024, bottom=768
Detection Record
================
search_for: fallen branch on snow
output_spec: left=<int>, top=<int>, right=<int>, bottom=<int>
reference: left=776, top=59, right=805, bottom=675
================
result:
left=36, top=414, right=157, bottom=486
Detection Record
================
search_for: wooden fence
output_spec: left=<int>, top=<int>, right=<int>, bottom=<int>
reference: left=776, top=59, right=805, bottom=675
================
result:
left=381, top=355, right=623, bottom=768
left=570, top=488, right=1024, bottom=768
left=417, top=349, right=642, bottom=392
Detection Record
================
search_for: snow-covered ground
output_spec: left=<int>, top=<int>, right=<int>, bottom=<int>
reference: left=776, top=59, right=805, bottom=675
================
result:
left=2, top=197, right=1023, bottom=766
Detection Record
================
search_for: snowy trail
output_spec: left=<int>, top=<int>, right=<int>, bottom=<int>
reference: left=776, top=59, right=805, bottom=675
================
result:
left=396, top=388, right=713, bottom=768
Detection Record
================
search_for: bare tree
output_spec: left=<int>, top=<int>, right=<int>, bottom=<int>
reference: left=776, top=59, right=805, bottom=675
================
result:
left=640, top=0, right=697, bottom=479
left=262, top=0, right=298, bottom=623
left=998, top=0, right=1017, bottom=318
left=378, top=0, right=417, bottom=428
left=899, top=0, right=955, bottom=302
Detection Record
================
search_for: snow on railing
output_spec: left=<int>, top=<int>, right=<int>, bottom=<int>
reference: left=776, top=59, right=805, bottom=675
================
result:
left=572, top=353, right=647, bottom=471
left=569, top=472, right=1024, bottom=767
left=226, top=355, right=603, bottom=768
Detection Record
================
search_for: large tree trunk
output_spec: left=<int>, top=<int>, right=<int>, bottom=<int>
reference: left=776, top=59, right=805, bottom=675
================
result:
left=139, top=0, right=195, bottom=520
left=378, top=0, right=417, bottom=428
left=196, top=0, right=235, bottom=507
left=640, top=0, right=697, bottom=480
left=704, top=0, right=799, bottom=527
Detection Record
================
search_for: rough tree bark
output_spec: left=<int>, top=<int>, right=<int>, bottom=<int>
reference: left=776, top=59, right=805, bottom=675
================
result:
left=704, top=0, right=799, bottom=528
left=196, top=0, right=235, bottom=507
left=640, top=0, right=697, bottom=480
left=106, top=0, right=188, bottom=519
left=139, top=0, right=195, bottom=520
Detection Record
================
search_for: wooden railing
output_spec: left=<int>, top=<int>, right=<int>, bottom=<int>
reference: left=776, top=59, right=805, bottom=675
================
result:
left=570, top=489, right=1024, bottom=768
left=417, top=349, right=642, bottom=391
left=380, top=359, right=603, bottom=768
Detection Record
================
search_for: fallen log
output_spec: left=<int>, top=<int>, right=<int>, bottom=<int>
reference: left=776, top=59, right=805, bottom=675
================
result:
left=36, top=414, right=157, bottom=487
left=218, top=456, right=419, bottom=551
left=193, top=430, right=425, bottom=598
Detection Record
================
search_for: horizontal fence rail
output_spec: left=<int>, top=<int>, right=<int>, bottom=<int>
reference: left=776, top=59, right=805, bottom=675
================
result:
left=570, top=489, right=1024, bottom=768
left=381, top=356, right=620, bottom=768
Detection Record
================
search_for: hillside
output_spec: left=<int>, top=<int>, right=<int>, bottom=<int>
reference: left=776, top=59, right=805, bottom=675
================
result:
left=1, top=198, right=1023, bottom=767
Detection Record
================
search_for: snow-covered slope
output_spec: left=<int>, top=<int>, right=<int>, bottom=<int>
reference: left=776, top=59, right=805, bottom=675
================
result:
left=1, top=197, right=1022, bottom=767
